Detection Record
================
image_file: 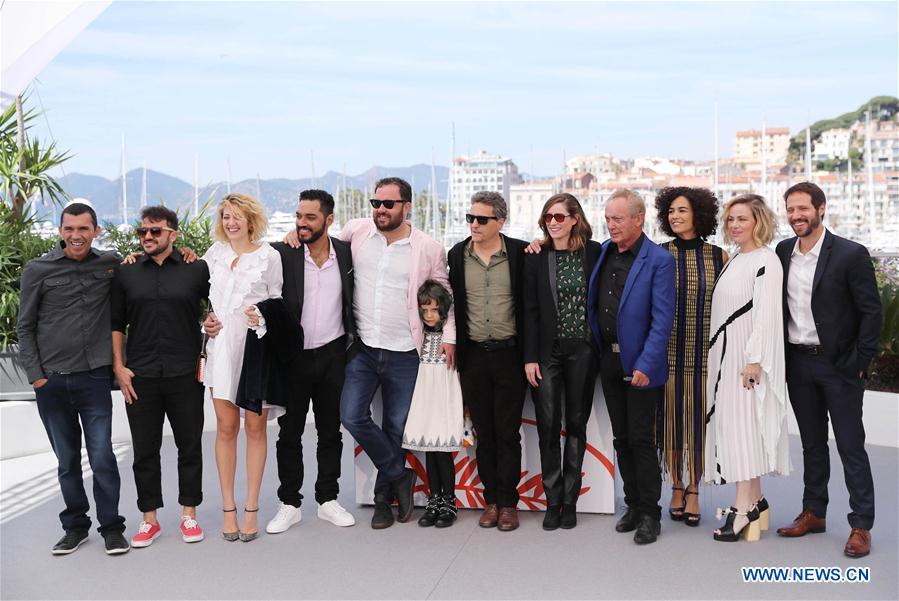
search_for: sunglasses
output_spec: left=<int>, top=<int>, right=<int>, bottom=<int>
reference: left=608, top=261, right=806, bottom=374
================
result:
left=543, top=213, right=570, bottom=224
left=136, top=226, right=175, bottom=238
left=465, top=214, right=499, bottom=225
left=369, top=199, right=410, bottom=209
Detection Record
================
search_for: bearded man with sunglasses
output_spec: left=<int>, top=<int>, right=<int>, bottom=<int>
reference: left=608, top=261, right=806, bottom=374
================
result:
left=447, top=191, right=528, bottom=531
left=286, top=176, right=455, bottom=529
left=111, top=205, right=211, bottom=548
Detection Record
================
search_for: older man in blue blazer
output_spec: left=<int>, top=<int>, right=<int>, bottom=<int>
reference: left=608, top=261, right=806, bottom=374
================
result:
left=587, top=189, right=675, bottom=545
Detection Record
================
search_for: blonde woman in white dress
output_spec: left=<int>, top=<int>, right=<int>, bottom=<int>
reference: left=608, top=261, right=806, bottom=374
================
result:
left=202, top=193, right=283, bottom=542
left=705, top=194, right=790, bottom=542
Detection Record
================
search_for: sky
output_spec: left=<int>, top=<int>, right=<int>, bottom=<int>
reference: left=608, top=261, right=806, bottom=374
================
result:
left=23, top=1, right=899, bottom=183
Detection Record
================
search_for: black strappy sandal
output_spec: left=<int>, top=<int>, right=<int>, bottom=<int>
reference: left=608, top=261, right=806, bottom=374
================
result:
left=683, top=487, right=701, bottom=527
left=668, top=485, right=686, bottom=521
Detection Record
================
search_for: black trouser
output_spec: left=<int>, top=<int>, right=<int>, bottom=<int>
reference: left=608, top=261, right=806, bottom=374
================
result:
left=426, top=452, right=455, bottom=496
left=599, top=349, right=662, bottom=521
left=787, top=350, right=875, bottom=530
left=127, top=373, right=205, bottom=512
left=533, top=339, right=598, bottom=506
left=460, top=344, right=526, bottom=508
left=276, top=337, right=346, bottom=507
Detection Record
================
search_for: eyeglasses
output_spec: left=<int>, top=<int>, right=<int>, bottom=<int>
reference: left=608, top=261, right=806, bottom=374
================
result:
left=369, top=199, right=410, bottom=210
left=465, top=214, right=499, bottom=225
left=136, top=226, right=175, bottom=238
left=543, top=213, right=570, bottom=224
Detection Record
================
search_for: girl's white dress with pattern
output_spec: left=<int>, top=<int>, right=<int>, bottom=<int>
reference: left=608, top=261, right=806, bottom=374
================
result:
left=203, top=241, right=284, bottom=418
left=704, top=247, right=791, bottom=484
left=402, top=330, right=465, bottom=452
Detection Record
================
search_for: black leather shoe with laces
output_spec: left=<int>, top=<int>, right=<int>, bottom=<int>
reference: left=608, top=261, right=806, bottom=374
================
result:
left=51, top=530, right=89, bottom=555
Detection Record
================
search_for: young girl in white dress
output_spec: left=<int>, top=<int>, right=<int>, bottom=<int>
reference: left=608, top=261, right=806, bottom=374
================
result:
left=402, top=281, right=465, bottom=528
left=202, top=193, right=283, bottom=542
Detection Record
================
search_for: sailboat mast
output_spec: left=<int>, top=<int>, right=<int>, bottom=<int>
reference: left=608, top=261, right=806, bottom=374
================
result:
left=121, top=134, right=128, bottom=226
left=805, top=109, right=812, bottom=182
left=865, top=108, right=875, bottom=240
left=193, top=154, right=199, bottom=217
left=713, top=102, right=719, bottom=200
left=141, top=160, right=148, bottom=207
left=444, top=122, right=455, bottom=247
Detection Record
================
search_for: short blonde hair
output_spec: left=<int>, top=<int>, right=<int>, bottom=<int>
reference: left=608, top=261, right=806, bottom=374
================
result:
left=722, top=194, right=776, bottom=247
left=608, top=188, right=645, bottom=216
left=214, top=193, right=268, bottom=242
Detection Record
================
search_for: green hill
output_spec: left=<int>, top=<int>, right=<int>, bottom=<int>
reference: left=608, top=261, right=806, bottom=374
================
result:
left=788, top=95, right=899, bottom=167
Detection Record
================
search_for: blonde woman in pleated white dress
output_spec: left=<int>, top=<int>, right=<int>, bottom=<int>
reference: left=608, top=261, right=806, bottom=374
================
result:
left=705, top=194, right=790, bottom=543
left=202, top=193, right=283, bottom=542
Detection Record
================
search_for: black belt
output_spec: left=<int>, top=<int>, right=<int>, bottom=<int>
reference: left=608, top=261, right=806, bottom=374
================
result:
left=471, top=337, right=516, bottom=351
left=304, top=335, right=347, bottom=354
left=789, top=343, right=824, bottom=355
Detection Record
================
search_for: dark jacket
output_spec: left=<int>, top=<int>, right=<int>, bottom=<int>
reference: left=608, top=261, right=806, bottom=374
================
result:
left=523, top=240, right=602, bottom=365
left=447, top=234, right=527, bottom=372
left=271, top=237, right=355, bottom=350
left=587, top=235, right=676, bottom=388
left=775, top=230, right=882, bottom=378
left=236, top=298, right=300, bottom=414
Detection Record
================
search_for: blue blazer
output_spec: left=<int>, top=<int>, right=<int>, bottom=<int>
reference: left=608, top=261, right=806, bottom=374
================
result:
left=587, top=234, right=676, bottom=388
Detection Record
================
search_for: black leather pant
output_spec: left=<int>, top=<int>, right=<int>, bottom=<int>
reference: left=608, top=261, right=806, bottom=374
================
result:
left=532, top=339, right=598, bottom=506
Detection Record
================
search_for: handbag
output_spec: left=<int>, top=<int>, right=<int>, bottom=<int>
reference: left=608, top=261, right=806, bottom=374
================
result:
left=196, top=333, right=209, bottom=383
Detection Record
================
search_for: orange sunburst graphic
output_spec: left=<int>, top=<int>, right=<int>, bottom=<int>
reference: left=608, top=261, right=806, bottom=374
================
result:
left=354, top=417, right=614, bottom=510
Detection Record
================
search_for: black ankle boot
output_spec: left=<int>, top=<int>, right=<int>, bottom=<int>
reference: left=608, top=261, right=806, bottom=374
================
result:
left=615, top=508, right=639, bottom=533
left=543, top=505, right=561, bottom=531
left=560, top=504, right=577, bottom=529
left=435, top=495, right=458, bottom=528
left=634, top=514, right=661, bottom=545
left=418, top=495, right=440, bottom=527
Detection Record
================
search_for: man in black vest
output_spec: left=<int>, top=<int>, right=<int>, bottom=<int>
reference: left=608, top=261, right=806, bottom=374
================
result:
left=774, top=182, right=882, bottom=558
left=255, top=190, right=356, bottom=532
left=448, top=191, right=527, bottom=531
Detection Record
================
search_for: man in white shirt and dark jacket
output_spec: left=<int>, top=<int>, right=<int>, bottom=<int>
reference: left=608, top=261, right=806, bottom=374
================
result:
left=774, top=182, right=882, bottom=559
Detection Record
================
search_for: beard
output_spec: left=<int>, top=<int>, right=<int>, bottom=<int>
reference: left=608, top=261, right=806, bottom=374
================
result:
left=144, top=237, right=172, bottom=256
left=374, top=211, right=405, bottom=232
left=791, top=212, right=822, bottom=237
left=297, top=223, right=326, bottom=244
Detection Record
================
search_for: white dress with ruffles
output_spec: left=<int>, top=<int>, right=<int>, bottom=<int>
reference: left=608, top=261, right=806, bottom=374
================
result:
left=402, top=330, right=465, bottom=452
left=203, top=241, right=284, bottom=418
left=705, top=247, right=791, bottom=484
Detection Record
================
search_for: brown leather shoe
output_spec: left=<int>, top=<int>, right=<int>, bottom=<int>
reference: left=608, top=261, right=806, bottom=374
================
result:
left=776, top=509, right=826, bottom=537
left=497, top=507, right=519, bottom=532
left=478, top=504, right=498, bottom=528
left=844, top=528, right=871, bottom=558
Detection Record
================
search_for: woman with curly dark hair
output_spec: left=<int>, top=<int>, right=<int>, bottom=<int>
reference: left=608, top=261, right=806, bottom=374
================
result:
left=653, top=186, right=728, bottom=527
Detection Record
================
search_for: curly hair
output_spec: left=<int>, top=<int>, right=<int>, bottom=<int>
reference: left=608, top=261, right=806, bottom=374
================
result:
left=214, top=193, right=268, bottom=242
left=654, top=186, right=720, bottom=239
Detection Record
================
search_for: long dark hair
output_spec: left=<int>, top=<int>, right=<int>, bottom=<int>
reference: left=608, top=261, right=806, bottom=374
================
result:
left=538, top=193, right=593, bottom=251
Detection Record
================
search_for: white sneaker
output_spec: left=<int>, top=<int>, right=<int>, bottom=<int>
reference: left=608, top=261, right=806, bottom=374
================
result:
left=317, top=500, right=356, bottom=527
left=266, top=503, right=302, bottom=534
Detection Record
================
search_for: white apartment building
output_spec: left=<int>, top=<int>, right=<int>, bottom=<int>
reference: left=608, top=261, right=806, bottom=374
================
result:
left=565, top=153, right=618, bottom=176
left=870, top=122, right=899, bottom=172
left=445, top=150, right=522, bottom=246
left=813, top=128, right=852, bottom=162
left=508, top=179, right=555, bottom=241
left=734, top=127, right=791, bottom=166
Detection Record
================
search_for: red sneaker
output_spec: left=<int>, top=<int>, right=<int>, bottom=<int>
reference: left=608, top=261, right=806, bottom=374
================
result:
left=180, top=515, right=204, bottom=543
left=131, top=521, right=161, bottom=548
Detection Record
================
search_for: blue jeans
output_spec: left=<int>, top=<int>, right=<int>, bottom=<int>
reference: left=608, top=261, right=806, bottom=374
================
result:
left=35, top=367, right=125, bottom=534
left=339, top=342, right=419, bottom=500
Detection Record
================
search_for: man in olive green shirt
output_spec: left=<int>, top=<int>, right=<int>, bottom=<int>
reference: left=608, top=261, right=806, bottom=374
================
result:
left=448, top=192, right=528, bottom=531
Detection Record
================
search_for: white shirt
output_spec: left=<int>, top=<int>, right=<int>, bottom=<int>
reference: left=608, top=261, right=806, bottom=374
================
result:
left=353, top=229, right=414, bottom=351
left=786, top=229, right=825, bottom=345
left=301, top=241, right=345, bottom=350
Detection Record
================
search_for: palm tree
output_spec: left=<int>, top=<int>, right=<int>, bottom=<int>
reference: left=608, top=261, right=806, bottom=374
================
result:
left=0, top=96, right=72, bottom=220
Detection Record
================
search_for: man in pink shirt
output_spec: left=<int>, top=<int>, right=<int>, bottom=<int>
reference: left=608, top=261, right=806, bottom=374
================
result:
left=264, top=190, right=357, bottom=533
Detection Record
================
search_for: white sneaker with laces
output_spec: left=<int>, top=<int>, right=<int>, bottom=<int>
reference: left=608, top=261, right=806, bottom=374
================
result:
left=317, top=500, right=356, bottom=527
left=266, top=503, right=301, bottom=534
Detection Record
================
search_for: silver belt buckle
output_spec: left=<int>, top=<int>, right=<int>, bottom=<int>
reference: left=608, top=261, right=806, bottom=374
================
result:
left=611, top=343, right=620, bottom=353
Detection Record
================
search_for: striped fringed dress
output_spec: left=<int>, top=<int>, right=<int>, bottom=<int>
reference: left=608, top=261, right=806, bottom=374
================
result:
left=656, top=236, right=724, bottom=485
